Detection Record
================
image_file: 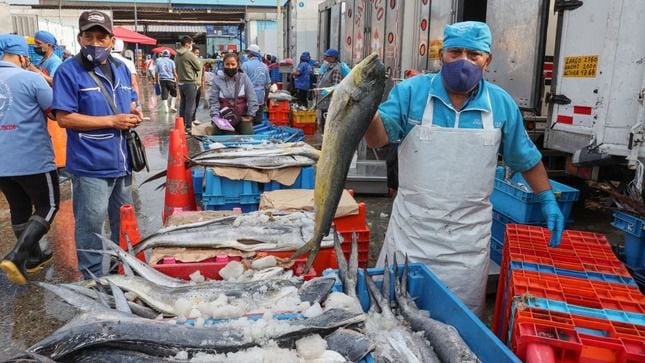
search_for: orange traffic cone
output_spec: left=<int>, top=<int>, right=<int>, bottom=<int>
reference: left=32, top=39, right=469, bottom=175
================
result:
left=118, top=204, right=144, bottom=262
left=174, top=117, right=196, bottom=206
left=163, top=129, right=196, bottom=223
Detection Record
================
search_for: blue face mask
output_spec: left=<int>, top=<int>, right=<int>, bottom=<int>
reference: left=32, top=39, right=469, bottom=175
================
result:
left=81, top=45, right=110, bottom=64
left=440, top=59, right=483, bottom=93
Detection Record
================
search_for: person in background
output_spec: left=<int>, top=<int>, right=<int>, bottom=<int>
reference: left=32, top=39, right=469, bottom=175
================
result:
left=191, top=46, right=205, bottom=121
left=28, top=31, right=62, bottom=86
left=175, top=36, right=201, bottom=133
left=62, top=49, right=73, bottom=62
left=0, top=34, right=59, bottom=285
left=111, top=38, right=140, bottom=100
left=52, top=10, right=143, bottom=278
left=143, top=54, right=155, bottom=82
left=364, top=21, right=564, bottom=318
left=155, top=49, right=178, bottom=113
left=292, top=51, right=313, bottom=108
left=241, top=44, right=270, bottom=124
left=202, top=62, right=214, bottom=108
left=315, top=48, right=347, bottom=133
left=208, top=52, right=258, bottom=135
left=264, top=54, right=271, bottom=66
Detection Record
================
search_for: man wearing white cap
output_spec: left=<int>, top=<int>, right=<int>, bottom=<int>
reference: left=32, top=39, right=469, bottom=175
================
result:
left=111, top=38, right=140, bottom=100
left=365, top=21, right=564, bottom=318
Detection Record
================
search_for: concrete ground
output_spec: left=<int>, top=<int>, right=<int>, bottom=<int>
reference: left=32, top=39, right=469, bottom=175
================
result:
left=0, top=79, right=623, bottom=359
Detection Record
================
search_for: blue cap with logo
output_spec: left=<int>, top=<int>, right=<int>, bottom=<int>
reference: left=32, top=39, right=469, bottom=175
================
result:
left=323, top=48, right=339, bottom=59
left=443, top=21, right=492, bottom=53
left=0, top=34, right=29, bottom=57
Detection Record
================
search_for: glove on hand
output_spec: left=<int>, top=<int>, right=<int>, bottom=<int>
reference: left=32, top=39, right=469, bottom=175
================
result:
left=536, top=190, right=564, bottom=247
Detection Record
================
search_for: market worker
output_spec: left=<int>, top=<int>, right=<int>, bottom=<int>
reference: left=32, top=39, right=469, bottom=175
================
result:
left=208, top=52, right=258, bottom=135
left=52, top=10, right=142, bottom=278
left=241, top=44, right=270, bottom=124
left=0, top=34, right=58, bottom=285
left=364, top=21, right=564, bottom=318
left=29, top=30, right=62, bottom=85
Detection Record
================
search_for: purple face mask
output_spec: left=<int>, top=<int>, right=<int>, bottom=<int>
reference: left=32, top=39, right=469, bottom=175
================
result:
left=440, top=59, right=483, bottom=93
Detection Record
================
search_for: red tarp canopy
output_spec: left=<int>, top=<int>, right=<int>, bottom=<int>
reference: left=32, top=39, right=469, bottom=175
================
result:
left=113, top=27, right=157, bottom=46
left=151, top=46, right=176, bottom=56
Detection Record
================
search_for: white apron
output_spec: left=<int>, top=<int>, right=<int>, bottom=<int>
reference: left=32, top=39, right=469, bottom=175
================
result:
left=377, top=92, right=501, bottom=318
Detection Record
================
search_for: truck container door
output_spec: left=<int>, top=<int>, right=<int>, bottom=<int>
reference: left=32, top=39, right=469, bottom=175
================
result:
left=352, top=0, right=367, bottom=66
left=383, top=0, right=403, bottom=81
left=343, top=0, right=355, bottom=65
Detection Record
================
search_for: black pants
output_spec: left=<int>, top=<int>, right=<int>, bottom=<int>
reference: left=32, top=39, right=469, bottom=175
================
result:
left=295, top=89, right=308, bottom=107
left=179, top=83, right=199, bottom=130
left=192, top=86, right=202, bottom=122
left=159, top=79, right=177, bottom=100
left=0, top=171, right=60, bottom=225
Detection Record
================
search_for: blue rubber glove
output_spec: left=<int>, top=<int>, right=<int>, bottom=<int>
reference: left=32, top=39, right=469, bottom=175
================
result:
left=536, top=190, right=565, bottom=247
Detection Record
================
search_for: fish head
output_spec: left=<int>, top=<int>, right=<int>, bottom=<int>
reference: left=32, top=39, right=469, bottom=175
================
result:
left=349, top=53, right=386, bottom=87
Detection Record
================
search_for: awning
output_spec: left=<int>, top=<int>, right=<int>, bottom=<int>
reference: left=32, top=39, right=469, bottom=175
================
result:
left=113, top=26, right=157, bottom=46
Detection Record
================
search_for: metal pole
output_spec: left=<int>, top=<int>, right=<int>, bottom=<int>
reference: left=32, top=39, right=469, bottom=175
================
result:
left=134, top=0, right=139, bottom=72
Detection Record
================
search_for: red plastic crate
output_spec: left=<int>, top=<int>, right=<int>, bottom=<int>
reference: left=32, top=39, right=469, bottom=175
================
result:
left=292, top=121, right=315, bottom=135
left=269, top=111, right=289, bottom=126
left=495, top=269, right=645, bottom=343
left=268, top=99, right=290, bottom=112
left=510, top=307, right=645, bottom=362
left=334, top=202, right=370, bottom=268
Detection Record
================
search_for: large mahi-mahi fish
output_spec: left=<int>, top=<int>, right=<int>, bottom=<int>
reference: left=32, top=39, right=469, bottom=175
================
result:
left=291, top=53, right=386, bottom=271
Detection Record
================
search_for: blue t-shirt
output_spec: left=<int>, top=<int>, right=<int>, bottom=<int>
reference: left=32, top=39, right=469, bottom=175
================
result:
left=294, top=61, right=312, bottom=91
left=0, top=61, right=55, bottom=176
left=37, top=53, right=62, bottom=77
left=241, top=58, right=270, bottom=103
left=378, top=73, right=542, bottom=172
left=320, top=62, right=350, bottom=78
left=52, top=55, right=137, bottom=178
left=155, top=57, right=175, bottom=81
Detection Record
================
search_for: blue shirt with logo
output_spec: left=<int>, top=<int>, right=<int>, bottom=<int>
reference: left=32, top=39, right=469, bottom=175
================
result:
left=241, top=57, right=270, bottom=103
left=378, top=73, right=542, bottom=172
left=155, top=57, right=175, bottom=81
left=0, top=61, right=55, bottom=176
left=51, top=55, right=137, bottom=178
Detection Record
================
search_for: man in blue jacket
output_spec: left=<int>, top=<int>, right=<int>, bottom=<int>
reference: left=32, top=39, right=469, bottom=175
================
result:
left=364, top=21, right=564, bottom=318
left=242, top=44, right=270, bottom=124
left=52, top=10, right=142, bottom=278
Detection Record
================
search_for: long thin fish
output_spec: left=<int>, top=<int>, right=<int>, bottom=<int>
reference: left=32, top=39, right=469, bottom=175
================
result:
left=291, top=53, right=386, bottom=271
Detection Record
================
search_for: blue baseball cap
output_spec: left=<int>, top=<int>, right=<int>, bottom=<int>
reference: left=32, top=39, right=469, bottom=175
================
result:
left=443, top=21, right=492, bottom=53
left=324, top=48, right=339, bottom=58
left=35, top=30, right=58, bottom=47
left=0, top=34, right=29, bottom=56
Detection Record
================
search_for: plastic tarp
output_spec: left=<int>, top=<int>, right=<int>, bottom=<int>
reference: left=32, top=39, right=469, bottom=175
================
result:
left=113, top=26, right=157, bottom=45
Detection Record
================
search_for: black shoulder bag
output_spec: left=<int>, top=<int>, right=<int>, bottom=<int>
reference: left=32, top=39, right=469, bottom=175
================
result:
left=87, top=71, right=149, bottom=172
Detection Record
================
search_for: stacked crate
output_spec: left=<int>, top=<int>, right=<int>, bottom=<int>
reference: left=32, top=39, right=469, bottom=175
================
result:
left=268, top=99, right=290, bottom=126
left=291, top=109, right=317, bottom=135
left=493, top=225, right=645, bottom=362
left=490, top=167, right=580, bottom=264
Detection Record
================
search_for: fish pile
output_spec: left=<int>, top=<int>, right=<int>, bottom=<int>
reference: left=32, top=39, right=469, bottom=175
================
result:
left=291, top=53, right=386, bottom=272
left=132, top=210, right=339, bottom=255
left=188, top=141, right=320, bottom=170
left=9, top=233, right=480, bottom=362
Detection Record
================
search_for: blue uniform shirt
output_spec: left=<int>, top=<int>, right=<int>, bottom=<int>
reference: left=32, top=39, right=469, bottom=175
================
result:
left=37, top=53, right=62, bottom=77
left=156, top=57, right=175, bottom=81
left=379, top=73, right=542, bottom=172
left=241, top=58, right=270, bottom=103
left=0, top=61, right=55, bottom=176
left=52, top=54, right=137, bottom=178
left=294, top=61, right=312, bottom=90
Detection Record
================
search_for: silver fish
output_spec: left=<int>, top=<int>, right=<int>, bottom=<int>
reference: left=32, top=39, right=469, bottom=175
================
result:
left=191, top=142, right=320, bottom=161
left=191, top=155, right=317, bottom=169
left=291, top=53, right=386, bottom=271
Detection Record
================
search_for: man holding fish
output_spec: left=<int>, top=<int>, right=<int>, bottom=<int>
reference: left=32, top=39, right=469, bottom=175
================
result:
left=364, top=21, right=564, bottom=318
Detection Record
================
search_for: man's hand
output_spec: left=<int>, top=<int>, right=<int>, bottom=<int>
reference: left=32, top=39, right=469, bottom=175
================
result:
left=240, top=115, right=253, bottom=122
left=536, top=190, right=565, bottom=247
left=112, top=113, right=142, bottom=130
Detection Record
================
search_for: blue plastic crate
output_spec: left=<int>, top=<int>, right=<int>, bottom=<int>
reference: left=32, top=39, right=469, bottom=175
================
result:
left=623, top=233, right=645, bottom=268
left=263, top=166, right=315, bottom=192
left=491, top=167, right=580, bottom=224
left=201, top=169, right=261, bottom=206
left=612, top=211, right=645, bottom=238
left=269, top=67, right=281, bottom=82
left=490, top=236, right=503, bottom=265
left=325, top=264, right=521, bottom=363
left=509, top=260, right=637, bottom=287
left=192, top=168, right=205, bottom=201
left=201, top=200, right=258, bottom=213
left=491, top=209, right=572, bottom=243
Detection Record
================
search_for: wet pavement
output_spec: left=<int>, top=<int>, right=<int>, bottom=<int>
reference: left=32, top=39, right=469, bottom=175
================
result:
left=0, top=79, right=622, bottom=360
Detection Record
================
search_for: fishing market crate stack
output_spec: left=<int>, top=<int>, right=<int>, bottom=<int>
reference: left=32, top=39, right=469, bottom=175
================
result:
left=611, top=211, right=645, bottom=288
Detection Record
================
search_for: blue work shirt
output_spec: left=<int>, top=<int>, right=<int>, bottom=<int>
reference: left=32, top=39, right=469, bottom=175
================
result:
left=52, top=54, right=137, bottom=178
left=37, top=53, right=62, bottom=77
left=0, top=61, right=55, bottom=176
left=320, top=62, right=350, bottom=78
left=379, top=74, right=542, bottom=172
left=294, top=61, right=312, bottom=91
left=156, top=57, right=175, bottom=81
left=241, top=57, right=270, bottom=103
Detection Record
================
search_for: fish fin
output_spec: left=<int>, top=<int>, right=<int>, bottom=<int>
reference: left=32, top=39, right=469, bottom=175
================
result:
left=38, top=282, right=108, bottom=313
left=364, top=269, right=382, bottom=313
left=393, top=253, right=403, bottom=305
left=289, top=238, right=321, bottom=274
left=108, top=280, right=133, bottom=315
left=382, top=254, right=390, bottom=307
left=138, top=169, right=167, bottom=188
left=333, top=231, right=349, bottom=293
left=347, top=231, right=358, bottom=296
left=98, top=233, right=135, bottom=276
left=154, top=182, right=166, bottom=191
